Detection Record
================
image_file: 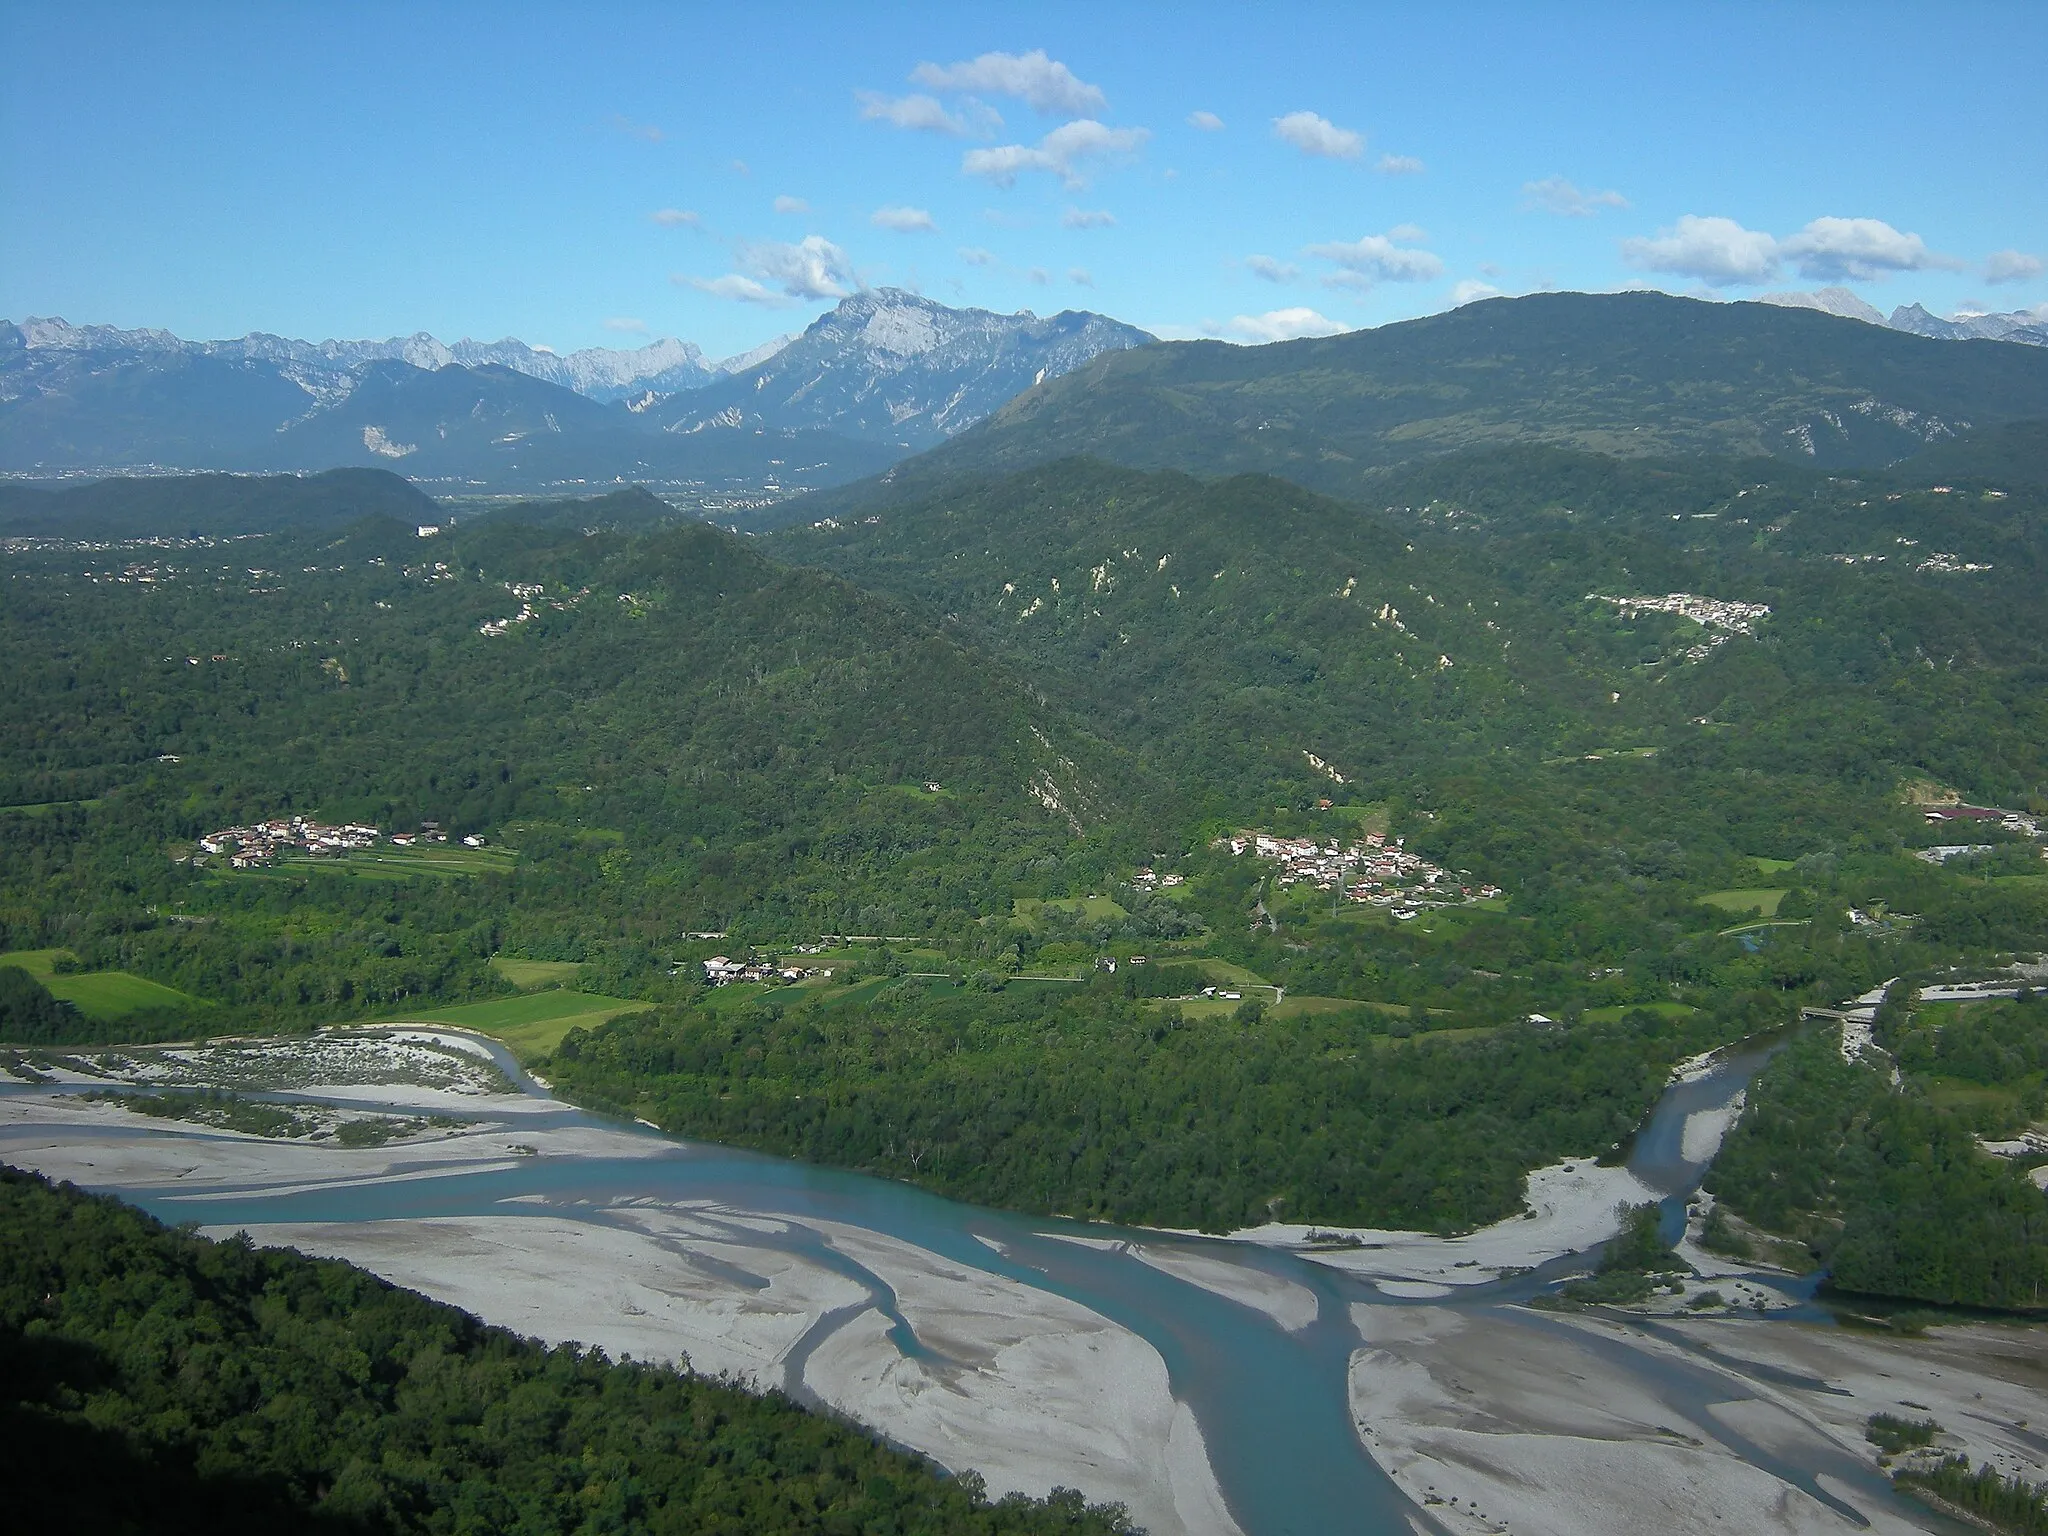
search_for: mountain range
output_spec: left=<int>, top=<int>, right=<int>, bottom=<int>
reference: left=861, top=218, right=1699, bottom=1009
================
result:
left=0, top=292, right=1148, bottom=489
left=6, top=289, right=2046, bottom=505
left=1760, top=286, right=2048, bottom=345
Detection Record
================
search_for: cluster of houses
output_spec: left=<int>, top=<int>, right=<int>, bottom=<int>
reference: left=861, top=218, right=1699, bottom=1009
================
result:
left=1915, top=802, right=2046, bottom=865
left=1588, top=590, right=1771, bottom=663
left=199, top=816, right=385, bottom=869
left=1128, top=867, right=1187, bottom=890
left=697, top=955, right=835, bottom=986
left=1215, top=831, right=1501, bottom=916
left=198, top=817, right=481, bottom=869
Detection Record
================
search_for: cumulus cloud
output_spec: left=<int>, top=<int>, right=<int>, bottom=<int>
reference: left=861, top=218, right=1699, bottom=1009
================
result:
left=1216, top=308, right=1347, bottom=343
left=650, top=208, right=701, bottom=228
left=1069, top=266, right=1093, bottom=286
left=1985, top=249, right=2045, bottom=285
left=1451, top=280, right=1503, bottom=306
left=688, top=237, right=856, bottom=305
left=963, top=120, right=1149, bottom=188
left=1188, top=110, right=1224, bottom=131
left=1245, top=254, right=1299, bottom=283
left=1306, top=230, right=1445, bottom=286
left=1780, top=217, right=1958, bottom=281
left=1621, top=214, right=1780, bottom=286
left=1377, top=154, right=1424, bottom=175
left=856, top=91, right=971, bottom=136
left=1273, top=111, right=1363, bottom=159
left=773, top=195, right=809, bottom=215
left=1062, top=206, right=1117, bottom=229
left=1522, top=176, right=1629, bottom=216
left=912, top=49, right=1107, bottom=116
left=1027, top=266, right=1052, bottom=285
left=602, top=317, right=649, bottom=334
left=872, top=205, right=937, bottom=233
left=958, top=246, right=997, bottom=266
left=736, top=235, right=854, bottom=299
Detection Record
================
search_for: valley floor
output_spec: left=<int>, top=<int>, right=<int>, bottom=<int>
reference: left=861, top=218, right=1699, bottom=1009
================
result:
left=5, top=1029, right=2041, bottom=1536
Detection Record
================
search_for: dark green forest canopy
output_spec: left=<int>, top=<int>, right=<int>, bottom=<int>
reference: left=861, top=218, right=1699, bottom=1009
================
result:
left=0, top=1165, right=1132, bottom=1535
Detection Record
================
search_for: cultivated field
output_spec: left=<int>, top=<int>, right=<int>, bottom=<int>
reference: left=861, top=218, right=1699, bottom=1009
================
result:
left=0, top=947, right=200, bottom=1020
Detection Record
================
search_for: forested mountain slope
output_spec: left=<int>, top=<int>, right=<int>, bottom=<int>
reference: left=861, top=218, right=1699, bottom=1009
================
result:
left=0, top=480, right=1147, bottom=1018
left=887, top=292, right=2048, bottom=501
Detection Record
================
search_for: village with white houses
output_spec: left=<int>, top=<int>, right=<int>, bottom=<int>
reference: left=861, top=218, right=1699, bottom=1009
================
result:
left=1587, top=590, right=1772, bottom=663
left=195, top=816, right=487, bottom=869
left=1216, top=830, right=1502, bottom=918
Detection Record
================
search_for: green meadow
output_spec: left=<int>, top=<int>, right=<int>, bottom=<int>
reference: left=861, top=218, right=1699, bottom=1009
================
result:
left=384, top=988, right=646, bottom=1059
left=0, top=948, right=200, bottom=1021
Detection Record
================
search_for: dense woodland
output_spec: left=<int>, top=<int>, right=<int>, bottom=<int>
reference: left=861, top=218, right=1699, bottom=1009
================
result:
left=0, top=1166, right=1129, bottom=1534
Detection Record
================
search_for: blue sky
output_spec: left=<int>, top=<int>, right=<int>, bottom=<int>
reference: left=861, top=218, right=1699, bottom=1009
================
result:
left=3, top=1, right=2042, bottom=358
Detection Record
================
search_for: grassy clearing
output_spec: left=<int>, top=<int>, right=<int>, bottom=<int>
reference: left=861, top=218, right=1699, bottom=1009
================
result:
left=1582, top=1001, right=1701, bottom=1024
left=1322, top=803, right=1391, bottom=834
left=490, top=957, right=583, bottom=990
left=1700, top=887, right=1788, bottom=916
left=1748, top=857, right=1797, bottom=875
left=231, top=845, right=520, bottom=882
left=0, top=948, right=201, bottom=1020
left=0, top=799, right=100, bottom=818
left=388, top=989, right=646, bottom=1059
left=1012, top=895, right=1129, bottom=927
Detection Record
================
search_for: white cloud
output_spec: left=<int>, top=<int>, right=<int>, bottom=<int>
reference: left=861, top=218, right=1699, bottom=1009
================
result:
left=650, top=208, right=701, bottom=228
left=731, top=159, right=751, bottom=176
left=959, top=246, right=997, bottom=266
left=602, top=317, right=649, bottom=334
left=963, top=120, right=1149, bottom=189
left=773, top=195, right=809, bottom=215
left=1387, top=223, right=1426, bottom=242
left=1306, top=231, right=1445, bottom=286
left=1026, top=267, right=1051, bottom=285
left=1062, top=206, right=1117, bottom=229
left=872, top=205, right=937, bottom=233
left=1780, top=217, right=1958, bottom=281
left=1245, top=254, right=1299, bottom=283
left=1216, top=307, right=1347, bottom=343
left=912, top=49, right=1107, bottom=116
left=1273, top=111, right=1363, bottom=160
left=1450, top=280, right=1503, bottom=306
left=1986, top=249, right=2045, bottom=285
left=1621, top=214, right=1780, bottom=286
left=1188, top=110, right=1224, bottom=131
left=856, top=91, right=970, bottom=136
left=1522, top=176, right=1629, bottom=216
left=1069, top=266, right=1094, bottom=286
left=679, top=273, right=787, bottom=307
left=1377, top=154, right=1424, bottom=175
left=732, top=235, right=854, bottom=300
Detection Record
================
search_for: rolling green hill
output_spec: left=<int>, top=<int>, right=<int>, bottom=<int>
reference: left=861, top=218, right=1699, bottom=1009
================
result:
left=870, top=292, right=2048, bottom=506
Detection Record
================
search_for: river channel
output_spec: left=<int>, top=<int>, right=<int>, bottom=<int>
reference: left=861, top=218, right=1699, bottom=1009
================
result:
left=1, top=1037, right=2002, bottom=1536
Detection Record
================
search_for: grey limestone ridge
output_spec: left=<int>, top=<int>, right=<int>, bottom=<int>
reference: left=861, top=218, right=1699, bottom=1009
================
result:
left=650, top=287, right=1157, bottom=449
left=1759, top=288, right=2048, bottom=347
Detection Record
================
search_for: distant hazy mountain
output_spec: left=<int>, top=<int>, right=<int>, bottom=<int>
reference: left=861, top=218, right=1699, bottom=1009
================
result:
left=654, top=289, right=1155, bottom=449
left=1888, top=302, right=2048, bottom=347
left=3, top=316, right=785, bottom=403
left=0, top=324, right=897, bottom=489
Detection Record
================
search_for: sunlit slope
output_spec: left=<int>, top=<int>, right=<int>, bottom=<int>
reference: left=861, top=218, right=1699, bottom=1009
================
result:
left=899, top=291, right=2048, bottom=498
